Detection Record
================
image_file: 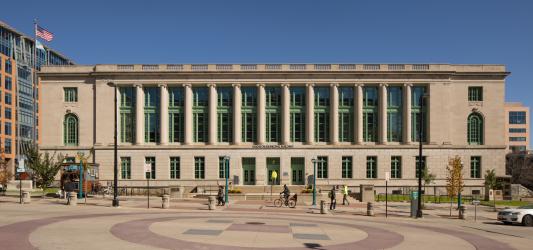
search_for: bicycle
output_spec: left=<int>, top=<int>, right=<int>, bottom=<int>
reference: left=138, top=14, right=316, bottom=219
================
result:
left=274, top=194, right=297, bottom=208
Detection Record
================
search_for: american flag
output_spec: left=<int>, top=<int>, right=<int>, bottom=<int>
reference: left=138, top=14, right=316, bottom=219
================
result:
left=35, top=25, right=54, bottom=42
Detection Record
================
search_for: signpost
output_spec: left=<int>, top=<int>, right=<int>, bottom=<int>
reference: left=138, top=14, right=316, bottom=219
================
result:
left=144, top=162, right=152, bottom=209
left=473, top=200, right=480, bottom=221
left=385, top=171, right=390, bottom=218
left=16, top=158, right=25, bottom=204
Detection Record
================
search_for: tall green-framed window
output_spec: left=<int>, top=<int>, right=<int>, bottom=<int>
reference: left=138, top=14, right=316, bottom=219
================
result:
left=170, top=157, right=180, bottom=179
left=415, top=156, right=426, bottom=178
left=217, top=87, right=233, bottom=143
left=63, top=114, right=78, bottom=146
left=119, top=87, right=135, bottom=143
left=391, top=156, right=402, bottom=179
left=363, top=87, right=378, bottom=142
left=120, top=157, right=131, bottom=179
left=290, top=87, right=306, bottom=142
left=169, top=87, right=184, bottom=143
left=468, top=87, right=483, bottom=101
left=144, top=87, right=160, bottom=143
left=241, top=87, right=257, bottom=142
left=342, top=156, right=352, bottom=178
left=64, top=87, right=78, bottom=102
left=314, top=87, right=329, bottom=142
left=219, top=157, right=228, bottom=179
left=339, top=87, right=354, bottom=142
left=468, top=113, right=484, bottom=145
left=366, top=156, right=377, bottom=179
left=317, top=156, right=328, bottom=178
left=470, top=156, right=481, bottom=178
left=387, top=86, right=402, bottom=142
left=194, top=157, right=205, bottom=179
left=145, top=157, right=156, bottom=179
left=411, top=86, right=427, bottom=142
left=193, top=87, right=208, bottom=142
left=266, top=87, right=281, bottom=142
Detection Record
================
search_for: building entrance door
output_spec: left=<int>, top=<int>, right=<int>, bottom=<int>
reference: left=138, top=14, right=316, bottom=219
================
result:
left=291, top=157, right=305, bottom=185
left=242, top=158, right=256, bottom=185
left=267, top=157, right=280, bottom=185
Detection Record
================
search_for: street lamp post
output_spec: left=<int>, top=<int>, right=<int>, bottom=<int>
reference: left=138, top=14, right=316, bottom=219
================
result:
left=107, top=82, right=119, bottom=207
left=458, top=161, right=464, bottom=208
left=416, top=94, right=429, bottom=218
left=223, top=155, right=230, bottom=204
left=311, top=158, right=317, bottom=207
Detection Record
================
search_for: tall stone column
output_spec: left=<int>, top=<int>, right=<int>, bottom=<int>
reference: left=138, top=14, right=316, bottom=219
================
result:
left=379, top=83, right=388, bottom=144
left=159, top=84, right=169, bottom=145
left=232, top=84, right=242, bottom=145
left=257, top=84, right=266, bottom=144
left=403, top=83, right=412, bottom=144
left=135, top=84, right=144, bottom=145
left=305, top=83, right=315, bottom=144
left=183, top=84, right=193, bottom=145
left=330, top=83, right=339, bottom=144
left=281, top=84, right=290, bottom=145
left=208, top=83, right=217, bottom=145
left=355, top=84, right=363, bottom=144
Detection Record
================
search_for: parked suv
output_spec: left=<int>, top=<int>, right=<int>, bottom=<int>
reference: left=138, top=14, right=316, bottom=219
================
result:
left=497, top=205, right=533, bottom=226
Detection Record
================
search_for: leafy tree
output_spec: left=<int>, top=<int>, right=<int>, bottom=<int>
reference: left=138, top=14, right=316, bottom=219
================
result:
left=422, top=168, right=436, bottom=203
left=24, top=144, right=64, bottom=197
left=484, top=169, right=497, bottom=211
left=0, top=147, right=13, bottom=191
left=446, top=156, right=464, bottom=216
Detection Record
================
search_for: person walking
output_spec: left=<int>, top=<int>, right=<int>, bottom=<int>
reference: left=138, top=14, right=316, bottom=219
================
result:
left=329, top=186, right=336, bottom=210
left=217, top=186, right=225, bottom=206
left=342, top=185, right=350, bottom=205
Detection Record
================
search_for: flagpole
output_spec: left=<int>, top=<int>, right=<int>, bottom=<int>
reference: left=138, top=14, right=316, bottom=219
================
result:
left=32, top=19, right=37, bottom=148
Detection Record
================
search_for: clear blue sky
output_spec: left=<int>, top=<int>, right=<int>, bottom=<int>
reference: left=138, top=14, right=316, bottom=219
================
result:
left=3, top=0, right=532, bottom=147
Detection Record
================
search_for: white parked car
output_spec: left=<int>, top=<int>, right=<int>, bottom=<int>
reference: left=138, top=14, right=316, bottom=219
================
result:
left=497, top=205, right=533, bottom=226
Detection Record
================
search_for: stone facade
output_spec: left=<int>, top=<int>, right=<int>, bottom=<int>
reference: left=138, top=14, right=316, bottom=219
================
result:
left=38, top=64, right=509, bottom=193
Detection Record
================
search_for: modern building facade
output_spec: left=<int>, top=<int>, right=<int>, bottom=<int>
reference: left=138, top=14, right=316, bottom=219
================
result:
left=0, top=21, right=73, bottom=171
left=504, top=102, right=529, bottom=152
left=39, top=63, right=509, bottom=194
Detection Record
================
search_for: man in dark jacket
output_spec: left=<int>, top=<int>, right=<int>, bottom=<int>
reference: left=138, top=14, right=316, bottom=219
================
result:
left=329, top=186, right=336, bottom=210
left=217, top=186, right=225, bottom=206
left=280, top=184, right=290, bottom=206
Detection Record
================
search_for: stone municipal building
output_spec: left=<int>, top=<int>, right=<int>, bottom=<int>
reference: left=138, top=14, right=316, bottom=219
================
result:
left=39, top=63, right=508, bottom=194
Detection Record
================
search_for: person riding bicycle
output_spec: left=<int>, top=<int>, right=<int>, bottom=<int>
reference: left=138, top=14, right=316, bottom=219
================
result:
left=280, top=184, right=290, bottom=206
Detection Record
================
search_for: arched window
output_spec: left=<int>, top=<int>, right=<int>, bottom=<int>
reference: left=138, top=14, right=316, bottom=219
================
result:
left=64, top=114, right=79, bottom=146
left=467, top=113, right=483, bottom=145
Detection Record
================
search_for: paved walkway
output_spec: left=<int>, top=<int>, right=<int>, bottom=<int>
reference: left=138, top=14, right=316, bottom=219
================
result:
left=0, top=196, right=532, bottom=249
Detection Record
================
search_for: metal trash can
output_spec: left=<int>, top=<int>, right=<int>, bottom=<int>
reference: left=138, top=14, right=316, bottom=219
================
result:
left=22, top=191, right=31, bottom=204
left=162, top=194, right=170, bottom=209
left=367, top=202, right=374, bottom=216
left=459, top=205, right=466, bottom=220
left=68, top=192, right=78, bottom=206
left=320, top=200, right=327, bottom=214
left=208, top=196, right=216, bottom=210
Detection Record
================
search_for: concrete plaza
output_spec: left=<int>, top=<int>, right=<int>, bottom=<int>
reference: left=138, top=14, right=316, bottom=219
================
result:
left=0, top=196, right=532, bottom=250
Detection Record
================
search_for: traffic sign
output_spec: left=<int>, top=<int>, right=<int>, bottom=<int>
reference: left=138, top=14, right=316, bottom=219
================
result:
left=144, top=163, right=152, bottom=173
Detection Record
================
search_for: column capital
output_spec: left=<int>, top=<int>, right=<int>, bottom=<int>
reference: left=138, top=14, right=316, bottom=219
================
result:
left=157, top=83, right=167, bottom=88
left=354, top=83, right=364, bottom=87
left=403, top=83, right=413, bottom=87
left=232, top=83, right=241, bottom=88
left=207, top=83, right=216, bottom=88
left=379, top=83, right=389, bottom=87
left=305, top=83, right=315, bottom=87
left=256, top=83, right=265, bottom=87
left=182, top=83, right=192, bottom=88
left=329, top=83, right=339, bottom=87
left=281, top=83, right=290, bottom=87
left=133, top=83, right=142, bottom=88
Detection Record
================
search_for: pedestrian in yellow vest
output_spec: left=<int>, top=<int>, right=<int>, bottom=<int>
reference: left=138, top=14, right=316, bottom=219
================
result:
left=342, top=185, right=350, bottom=205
